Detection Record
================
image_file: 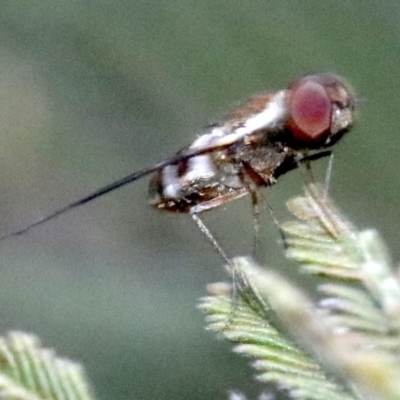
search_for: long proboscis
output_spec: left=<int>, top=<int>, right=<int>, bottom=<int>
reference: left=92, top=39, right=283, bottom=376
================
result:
left=0, top=145, right=230, bottom=241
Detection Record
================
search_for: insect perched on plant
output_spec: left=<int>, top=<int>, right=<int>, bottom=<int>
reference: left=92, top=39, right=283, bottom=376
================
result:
left=1, top=73, right=355, bottom=261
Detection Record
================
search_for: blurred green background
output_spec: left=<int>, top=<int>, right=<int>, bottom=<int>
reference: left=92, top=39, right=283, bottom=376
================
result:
left=0, top=1, right=399, bottom=399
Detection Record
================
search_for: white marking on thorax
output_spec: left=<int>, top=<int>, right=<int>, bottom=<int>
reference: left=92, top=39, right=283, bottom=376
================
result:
left=235, top=90, right=287, bottom=136
left=187, top=91, right=288, bottom=156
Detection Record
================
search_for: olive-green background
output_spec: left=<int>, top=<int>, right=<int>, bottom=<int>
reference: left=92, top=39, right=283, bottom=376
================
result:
left=0, top=2, right=398, bottom=399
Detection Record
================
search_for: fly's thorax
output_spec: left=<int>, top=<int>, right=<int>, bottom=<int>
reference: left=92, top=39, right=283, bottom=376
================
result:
left=235, top=140, right=294, bottom=186
left=223, top=90, right=288, bottom=137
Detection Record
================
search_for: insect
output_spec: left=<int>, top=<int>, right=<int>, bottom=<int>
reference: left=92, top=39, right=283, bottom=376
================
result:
left=1, top=73, right=355, bottom=261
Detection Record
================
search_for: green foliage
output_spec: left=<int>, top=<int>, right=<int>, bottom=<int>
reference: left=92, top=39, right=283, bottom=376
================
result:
left=199, top=184, right=400, bottom=400
left=201, top=271, right=356, bottom=400
left=0, top=331, right=94, bottom=400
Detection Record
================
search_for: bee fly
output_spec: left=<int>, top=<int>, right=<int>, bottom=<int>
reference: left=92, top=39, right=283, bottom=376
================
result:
left=1, top=73, right=355, bottom=262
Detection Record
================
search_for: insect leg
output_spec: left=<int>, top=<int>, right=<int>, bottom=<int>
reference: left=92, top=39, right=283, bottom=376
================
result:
left=189, top=212, right=231, bottom=267
left=240, top=161, right=288, bottom=252
left=189, top=188, right=249, bottom=263
left=297, top=150, right=333, bottom=186
left=190, top=211, right=244, bottom=330
left=323, top=152, right=334, bottom=198
left=257, top=191, right=289, bottom=250
left=301, top=151, right=315, bottom=184
left=249, top=190, right=260, bottom=256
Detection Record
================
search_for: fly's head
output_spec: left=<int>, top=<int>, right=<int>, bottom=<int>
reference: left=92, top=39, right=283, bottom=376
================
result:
left=285, top=73, right=356, bottom=150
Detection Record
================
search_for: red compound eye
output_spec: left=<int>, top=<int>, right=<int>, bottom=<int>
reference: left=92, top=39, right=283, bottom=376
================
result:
left=287, top=77, right=332, bottom=143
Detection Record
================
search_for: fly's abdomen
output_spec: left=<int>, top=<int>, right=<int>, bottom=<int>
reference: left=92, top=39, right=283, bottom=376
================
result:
left=148, top=152, right=243, bottom=213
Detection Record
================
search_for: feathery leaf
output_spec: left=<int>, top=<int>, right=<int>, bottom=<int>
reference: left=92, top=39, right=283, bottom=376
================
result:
left=0, top=331, right=95, bottom=400
left=201, top=184, right=400, bottom=400
left=200, top=258, right=357, bottom=400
